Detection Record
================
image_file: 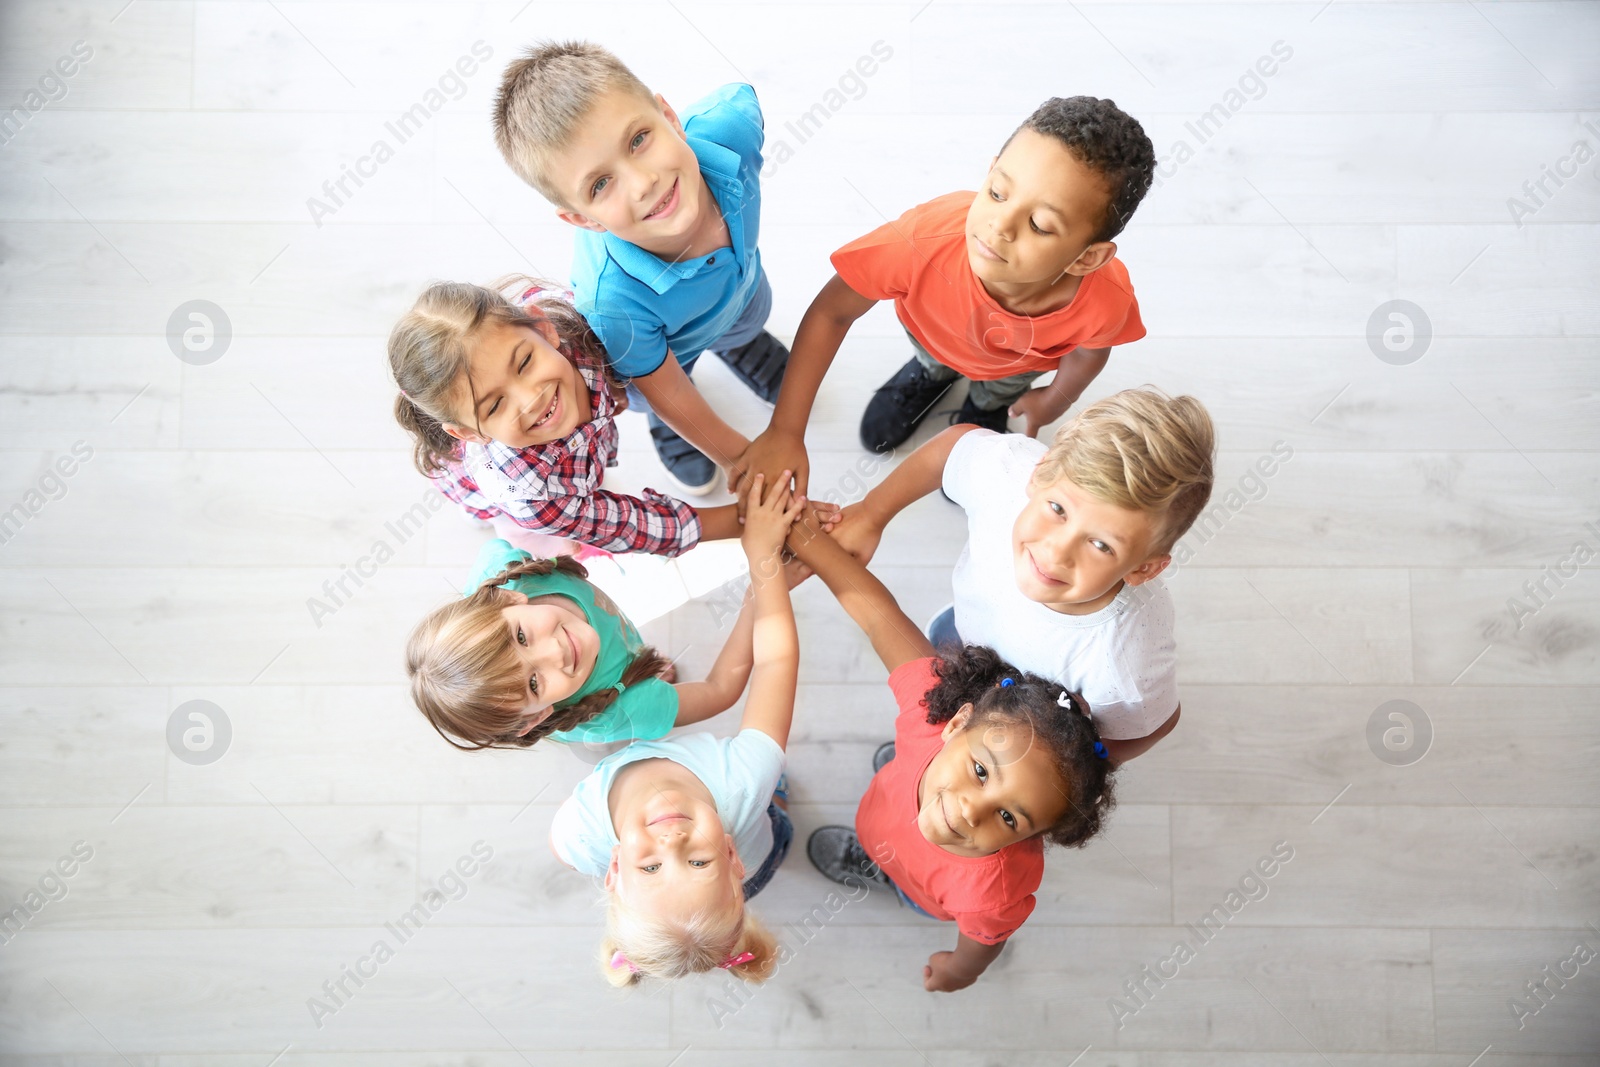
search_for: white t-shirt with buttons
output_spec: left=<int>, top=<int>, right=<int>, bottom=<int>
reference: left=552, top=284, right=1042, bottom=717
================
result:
left=943, top=430, right=1179, bottom=740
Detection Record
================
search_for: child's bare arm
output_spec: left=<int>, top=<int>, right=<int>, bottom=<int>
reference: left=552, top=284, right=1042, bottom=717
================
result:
left=695, top=504, right=744, bottom=543
left=672, top=589, right=759, bottom=726
left=1100, top=705, right=1181, bottom=765
left=828, top=424, right=981, bottom=565
left=730, top=275, right=877, bottom=499
left=736, top=474, right=803, bottom=748
left=1009, top=345, right=1110, bottom=438
left=787, top=512, right=932, bottom=673
left=923, top=934, right=1006, bottom=993
left=633, top=354, right=750, bottom=468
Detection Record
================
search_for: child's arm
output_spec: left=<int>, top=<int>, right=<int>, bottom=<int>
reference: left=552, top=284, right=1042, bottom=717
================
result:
left=1007, top=345, right=1111, bottom=438
left=1101, top=705, right=1181, bottom=765
left=671, top=586, right=759, bottom=726
left=924, top=935, right=1006, bottom=993
left=730, top=274, right=877, bottom=499
left=825, top=423, right=981, bottom=565
left=787, top=510, right=932, bottom=674
left=735, top=474, right=803, bottom=748
left=507, top=491, right=729, bottom=557
left=633, top=353, right=751, bottom=469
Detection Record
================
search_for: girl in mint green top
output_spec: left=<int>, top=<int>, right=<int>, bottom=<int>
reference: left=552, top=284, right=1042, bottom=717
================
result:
left=406, top=539, right=760, bottom=751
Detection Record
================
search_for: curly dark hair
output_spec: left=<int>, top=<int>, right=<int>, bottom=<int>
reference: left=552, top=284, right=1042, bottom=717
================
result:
left=1005, top=96, right=1156, bottom=244
left=923, top=645, right=1115, bottom=848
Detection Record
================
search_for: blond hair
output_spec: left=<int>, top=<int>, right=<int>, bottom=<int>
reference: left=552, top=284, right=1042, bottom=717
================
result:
left=598, top=884, right=780, bottom=988
left=1034, top=387, right=1216, bottom=555
left=405, top=554, right=671, bottom=750
left=388, top=274, right=613, bottom=476
left=493, top=40, right=656, bottom=205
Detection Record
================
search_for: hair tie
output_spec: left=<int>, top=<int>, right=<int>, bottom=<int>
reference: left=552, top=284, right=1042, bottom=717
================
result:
left=1093, top=741, right=1109, bottom=760
left=610, top=950, right=639, bottom=975
left=399, top=387, right=413, bottom=402
left=610, top=680, right=626, bottom=697
left=718, top=951, right=755, bottom=969
left=999, top=677, right=1015, bottom=688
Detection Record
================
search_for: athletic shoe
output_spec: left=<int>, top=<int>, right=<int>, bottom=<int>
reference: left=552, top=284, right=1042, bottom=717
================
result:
left=807, top=825, right=891, bottom=888
left=872, top=741, right=896, bottom=773
left=859, top=357, right=955, bottom=453
left=713, top=330, right=789, bottom=406
left=648, top=416, right=717, bottom=496
left=953, top=393, right=1011, bottom=435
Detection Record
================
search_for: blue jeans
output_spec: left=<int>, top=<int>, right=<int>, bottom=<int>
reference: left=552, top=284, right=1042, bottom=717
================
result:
left=742, top=801, right=792, bottom=900
left=624, top=268, right=773, bottom=419
left=927, top=605, right=963, bottom=650
left=890, top=880, right=938, bottom=919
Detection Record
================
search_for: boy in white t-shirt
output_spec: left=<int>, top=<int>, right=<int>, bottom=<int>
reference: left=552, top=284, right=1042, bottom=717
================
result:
left=827, top=388, right=1215, bottom=763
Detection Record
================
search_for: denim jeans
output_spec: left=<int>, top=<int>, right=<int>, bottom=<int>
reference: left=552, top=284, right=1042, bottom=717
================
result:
left=927, top=604, right=963, bottom=650
left=624, top=268, right=774, bottom=419
left=741, top=801, right=793, bottom=900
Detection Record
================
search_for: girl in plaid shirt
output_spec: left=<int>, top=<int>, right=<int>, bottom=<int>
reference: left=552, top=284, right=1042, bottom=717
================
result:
left=390, top=276, right=744, bottom=556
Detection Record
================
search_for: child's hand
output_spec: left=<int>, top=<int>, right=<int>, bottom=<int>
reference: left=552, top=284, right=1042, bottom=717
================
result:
left=1008, top=385, right=1075, bottom=439
left=821, top=502, right=883, bottom=565
left=923, top=951, right=979, bottom=993
left=740, top=472, right=805, bottom=574
left=729, top=427, right=810, bottom=501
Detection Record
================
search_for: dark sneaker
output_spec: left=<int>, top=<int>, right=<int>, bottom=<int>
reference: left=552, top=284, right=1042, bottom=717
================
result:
left=872, top=741, right=896, bottom=773
left=807, top=825, right=891, bottom=888
left=954, top=393, right=1012, bottom=435
left=713, top=330, right=789, bottom=406
left=859, top=358, right=956, bottom=453
left=648, top=415, right=716, bottom=496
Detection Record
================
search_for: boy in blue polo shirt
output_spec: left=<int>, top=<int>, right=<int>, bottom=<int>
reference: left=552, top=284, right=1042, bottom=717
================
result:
left=492, top=41, right=788, bottom=494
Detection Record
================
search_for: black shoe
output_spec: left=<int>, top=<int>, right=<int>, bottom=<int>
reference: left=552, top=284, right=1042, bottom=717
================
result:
left=713, top=330, right=789, bottom=406
left=648, top=415, right=716, bottom=496
left=872, top=741, right=896, bottom=773
left=859, top=358, right=956, bottom=454
left=807, top=826, right=891, bottom=889
left=953, top=393, right=1012, bottom=435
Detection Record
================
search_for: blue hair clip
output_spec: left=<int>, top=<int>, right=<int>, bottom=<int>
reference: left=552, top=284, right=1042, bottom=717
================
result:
left=1093, top=741, right=1109, bottom=760
left=999, top=677, right=1015, bottom=688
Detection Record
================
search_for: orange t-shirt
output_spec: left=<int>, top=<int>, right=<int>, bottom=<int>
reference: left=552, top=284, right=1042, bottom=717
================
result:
left=830, top=191, right=1145, bottom=380
left=855, top=657, right=1044, bottom=945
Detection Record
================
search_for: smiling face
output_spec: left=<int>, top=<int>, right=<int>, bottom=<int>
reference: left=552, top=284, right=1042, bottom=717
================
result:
left=443, top=318, right=589, bottom=451
left=547, top=87, right=711, bottom=257
left=498, top=592, right=600, bottom=729
left=1012, top=469, right=1168, bottom=615
left=965, top=127, right=1116, bottom=291
left=606, top=765, right=745, bottom=920
left=916, top=707, right=1071, bottom=857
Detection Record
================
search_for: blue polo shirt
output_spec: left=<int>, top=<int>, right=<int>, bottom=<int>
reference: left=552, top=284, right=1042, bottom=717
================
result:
left=571, top=82, right=765, bottom=379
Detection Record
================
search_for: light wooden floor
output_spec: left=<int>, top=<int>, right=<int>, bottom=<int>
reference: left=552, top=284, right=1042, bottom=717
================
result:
left=2, top=0, right=1598, bottom=1062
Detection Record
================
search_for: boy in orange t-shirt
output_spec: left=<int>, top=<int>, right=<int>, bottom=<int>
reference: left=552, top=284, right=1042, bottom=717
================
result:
left=732, top=96, right=1156, bottom=495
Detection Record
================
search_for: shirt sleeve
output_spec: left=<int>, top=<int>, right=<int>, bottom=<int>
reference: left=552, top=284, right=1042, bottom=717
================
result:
left=829, top=207, right=921, bottom=303
left=1093, top=587, right=1179, bottom=739
left=463, top=538, right=529, bottom=593
left=548, top=791, right=606, bottom=876
left=952, top=891, right=1036, bottom=945
left=586, top=304, right=670, bottom=379
left=940, top=428, right=998, bottom=510
left=559, top=679, right=680, bottom=744
left=1081, top=264, right=1146, bottom=349
left=498, top=489, right=703, bottom=557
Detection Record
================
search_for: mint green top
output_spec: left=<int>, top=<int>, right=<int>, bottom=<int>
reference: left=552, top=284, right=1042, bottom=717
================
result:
left=465, top=540, right=678, bottom=745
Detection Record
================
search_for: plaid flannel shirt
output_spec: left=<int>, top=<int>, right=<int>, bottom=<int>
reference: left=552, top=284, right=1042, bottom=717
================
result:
left=434, top=360, right=701, bottom=557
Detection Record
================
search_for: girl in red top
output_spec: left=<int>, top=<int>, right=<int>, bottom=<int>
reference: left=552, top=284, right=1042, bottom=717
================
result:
left=791, top=518, right=1116, bottom=992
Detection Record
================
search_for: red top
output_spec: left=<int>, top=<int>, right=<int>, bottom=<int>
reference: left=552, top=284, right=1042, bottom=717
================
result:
left=831, top=191, right=1145, bottom=380
left=855, top=657, right=1044, bottom=945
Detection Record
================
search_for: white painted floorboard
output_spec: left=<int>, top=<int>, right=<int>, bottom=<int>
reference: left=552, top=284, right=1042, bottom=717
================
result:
left=1, top=0, right=1597, bottom=1062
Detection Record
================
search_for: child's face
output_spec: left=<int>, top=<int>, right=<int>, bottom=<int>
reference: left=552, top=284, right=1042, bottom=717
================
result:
left=444, top=318, right=588, bottom=450
left=916, top=707, right=1070, bottom=857
left=1012, top=470, right=1168, bottom=613
left=606, top=785, right=744, bottom=916
left=547, top=87, right=710, bottom=253
left=499, top=592, right=600, bottom=729
left=965, top=127, right=1117, bottom=289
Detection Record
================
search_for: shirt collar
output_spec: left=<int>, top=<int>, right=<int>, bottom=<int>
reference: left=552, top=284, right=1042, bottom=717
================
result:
left=596, top=133, right=746, bottom=296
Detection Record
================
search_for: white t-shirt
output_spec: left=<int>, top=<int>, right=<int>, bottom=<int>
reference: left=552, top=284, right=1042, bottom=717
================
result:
left=943, top=430, right=1179, bottom=740
left=549, top=729, right=785, bottom=877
